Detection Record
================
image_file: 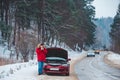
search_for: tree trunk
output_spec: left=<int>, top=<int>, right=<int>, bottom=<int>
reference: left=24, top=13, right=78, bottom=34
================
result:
left=23, top=56, right=29, bottom=62
left=30, top=50, right=34, bottom=60
left=4, top=0, right=9, bottom=41
left=4, top=0, right=9, bottom=25
left=13, top=18, right=17, bottom=45
left=0, top=0, right=4, bottom=38
left=37, top=0, right=45, bottom=43
left=0, top=0, right=4, bottom=21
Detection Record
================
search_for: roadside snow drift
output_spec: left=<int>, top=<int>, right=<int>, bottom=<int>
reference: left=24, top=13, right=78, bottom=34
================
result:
left=107, top=53, right=120, bottom=65
left=0, top=60, right=37, bottom=79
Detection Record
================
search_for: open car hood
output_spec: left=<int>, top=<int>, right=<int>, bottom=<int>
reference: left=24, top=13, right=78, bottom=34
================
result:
left=46, top=48, right=68, bottom=60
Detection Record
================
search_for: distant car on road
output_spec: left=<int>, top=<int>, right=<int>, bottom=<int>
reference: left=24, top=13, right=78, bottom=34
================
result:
left=87, top=52, right=95, bottom=57
left=44, top=48, right=71, bottom=76
left=94, top=50, right=100, bottom=54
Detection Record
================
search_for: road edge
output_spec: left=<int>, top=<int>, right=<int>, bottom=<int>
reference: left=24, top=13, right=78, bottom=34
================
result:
left=70, top=53, right=87, bottom=80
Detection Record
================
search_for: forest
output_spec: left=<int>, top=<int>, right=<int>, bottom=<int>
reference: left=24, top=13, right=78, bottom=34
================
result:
left=0, top=0, right=96, bottom=62
left=0, top=0, right=120, bottom=62
left=110, top=4, right=120, bottom=54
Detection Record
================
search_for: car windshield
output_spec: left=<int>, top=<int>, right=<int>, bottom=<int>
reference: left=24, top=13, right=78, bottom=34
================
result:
left=46, top=57, right=66, bottom=63
left=88, top=52, right=94, bottom=54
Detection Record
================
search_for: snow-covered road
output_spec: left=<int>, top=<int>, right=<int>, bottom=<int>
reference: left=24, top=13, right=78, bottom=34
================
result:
left=75, top=51, right=120, bottom=80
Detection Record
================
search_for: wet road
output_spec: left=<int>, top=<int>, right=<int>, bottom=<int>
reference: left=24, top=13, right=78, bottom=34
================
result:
left=75, top=51, right=120, bottom=80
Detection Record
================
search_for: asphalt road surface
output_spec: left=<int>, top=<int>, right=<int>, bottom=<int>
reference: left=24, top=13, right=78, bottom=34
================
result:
left=75, top=51, right=120, bottom=80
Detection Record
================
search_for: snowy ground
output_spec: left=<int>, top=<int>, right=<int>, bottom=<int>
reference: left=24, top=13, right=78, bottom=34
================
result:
left=0, top=46, right=11, bottom=58
left=0, top=60, right=37, bottom=79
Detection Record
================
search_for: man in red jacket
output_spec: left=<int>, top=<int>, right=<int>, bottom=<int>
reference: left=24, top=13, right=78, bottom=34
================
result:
left=36, top=43, right=47, bottom=75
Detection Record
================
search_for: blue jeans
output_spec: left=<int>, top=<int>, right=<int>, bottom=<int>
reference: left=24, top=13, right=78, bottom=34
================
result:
left=38, top=61, right=44, bottom=74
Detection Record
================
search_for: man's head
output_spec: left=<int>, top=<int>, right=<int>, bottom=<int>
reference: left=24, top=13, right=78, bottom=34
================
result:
left=40, top=43, right=44, bottom=48
left=37, top=43, right=44, bottom=48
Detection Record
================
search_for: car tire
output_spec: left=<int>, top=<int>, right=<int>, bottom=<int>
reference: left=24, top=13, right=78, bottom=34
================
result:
left=66, top=73, right=69, bottom=76
left=95, top=52, right=99, bottom=54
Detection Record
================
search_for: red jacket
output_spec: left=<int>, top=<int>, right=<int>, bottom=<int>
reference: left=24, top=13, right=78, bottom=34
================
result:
left=36, top=48, right=47, bottom=62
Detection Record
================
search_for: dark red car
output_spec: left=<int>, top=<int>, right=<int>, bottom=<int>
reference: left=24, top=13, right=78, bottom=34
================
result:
left=43, top=48, right=71, bottom=76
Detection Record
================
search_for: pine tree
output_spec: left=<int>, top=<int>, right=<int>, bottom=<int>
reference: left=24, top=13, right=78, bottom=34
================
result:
left=110, top=4, right=120, bottom=53
left=56, top=0, right=96, bottom=50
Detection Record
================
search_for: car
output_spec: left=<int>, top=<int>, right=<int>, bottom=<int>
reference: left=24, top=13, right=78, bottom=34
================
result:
left=43, top=48, right=71, bottom=76
left=94, top=50, right=100, bottom=54
left=87, top=52, right=95, bottom=57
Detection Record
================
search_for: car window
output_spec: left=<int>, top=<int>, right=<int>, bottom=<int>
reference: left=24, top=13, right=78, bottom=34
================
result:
left=46, top=57, right=66, bottom=63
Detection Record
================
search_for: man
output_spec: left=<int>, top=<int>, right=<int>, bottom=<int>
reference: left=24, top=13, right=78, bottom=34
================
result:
left=36, top=43, right=47, bottom=75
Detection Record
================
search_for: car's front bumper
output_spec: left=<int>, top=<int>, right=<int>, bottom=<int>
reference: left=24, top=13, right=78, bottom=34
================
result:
left=44, top=66, right=69, bottom=74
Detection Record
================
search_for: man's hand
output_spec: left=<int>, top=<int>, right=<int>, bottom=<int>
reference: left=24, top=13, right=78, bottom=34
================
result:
left=41, top=47, right=44, bottom=50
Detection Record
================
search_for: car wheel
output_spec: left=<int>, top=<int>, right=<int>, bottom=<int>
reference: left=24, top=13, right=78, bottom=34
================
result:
left=96, top=52, right=99, bottom=54
left=66, top=73, right=69, bottom=76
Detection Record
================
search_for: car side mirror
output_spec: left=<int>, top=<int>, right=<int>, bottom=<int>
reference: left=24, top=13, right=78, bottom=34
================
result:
left=67, top=58, right=71, bottom=61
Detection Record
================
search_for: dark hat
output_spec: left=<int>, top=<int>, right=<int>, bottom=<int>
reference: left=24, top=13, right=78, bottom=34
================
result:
left=40, top=43, right=44, bottom=45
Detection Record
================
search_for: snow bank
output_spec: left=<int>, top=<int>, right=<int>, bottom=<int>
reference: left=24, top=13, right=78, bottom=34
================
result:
left=0, top=60, right=37, bottom=79
left=107, top=52, right=120, bottom=65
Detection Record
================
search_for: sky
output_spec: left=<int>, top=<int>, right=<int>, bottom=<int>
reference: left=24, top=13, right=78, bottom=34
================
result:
left=92, top=0, right=120, bottom=18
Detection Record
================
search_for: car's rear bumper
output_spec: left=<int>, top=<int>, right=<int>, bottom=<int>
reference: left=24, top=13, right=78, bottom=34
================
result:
left=87, top=55, right=95, bottom=57
left=95, top=52, right=99, bottom=54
